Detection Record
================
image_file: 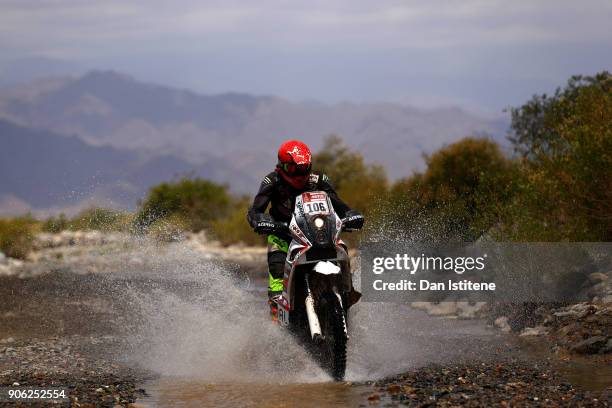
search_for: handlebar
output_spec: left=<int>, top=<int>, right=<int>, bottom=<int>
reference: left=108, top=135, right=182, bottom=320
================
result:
left=341, top=215, right=364, bottom=232
left=257, top=217, right=361, bottom=235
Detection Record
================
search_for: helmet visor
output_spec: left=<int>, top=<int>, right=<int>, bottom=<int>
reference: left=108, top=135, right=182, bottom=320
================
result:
left=281, top=162, right=311, bottom=176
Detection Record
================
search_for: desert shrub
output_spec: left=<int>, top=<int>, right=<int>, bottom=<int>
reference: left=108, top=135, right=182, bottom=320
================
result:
left=148, top=213, right=190, bottom=243
left=387, top=137, right=517, bottom=241
left=313, top=135, right=389, bottom=245
left=135, top=178, right=232, bottom=232
left=314, top=135, right=388, bottom=218
left=0, top=216, right=39, bottom=259
left=505, top=71, right=612, bottom=241
left=41, top=213, right=69, bottom=233
left=69, top=208, right=133, bottom=232
left=211, top=197, right=264, bottom=246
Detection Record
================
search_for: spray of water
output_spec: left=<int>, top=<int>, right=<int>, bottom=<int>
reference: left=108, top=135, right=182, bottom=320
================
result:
left=117, top=242, right=328, bottom=382
left=106, top=238, right=496, bottom=384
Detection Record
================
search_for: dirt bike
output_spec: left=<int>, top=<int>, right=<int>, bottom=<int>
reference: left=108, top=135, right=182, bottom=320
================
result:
left=268, top=191, right=362, bottom=381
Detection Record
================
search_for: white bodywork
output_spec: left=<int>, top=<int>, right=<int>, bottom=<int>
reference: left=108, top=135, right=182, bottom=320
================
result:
left=313, top=261, right=341, bottom=275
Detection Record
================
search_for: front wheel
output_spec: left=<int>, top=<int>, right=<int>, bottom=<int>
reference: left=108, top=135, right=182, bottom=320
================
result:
left=316, top=292, right=348, bottom=380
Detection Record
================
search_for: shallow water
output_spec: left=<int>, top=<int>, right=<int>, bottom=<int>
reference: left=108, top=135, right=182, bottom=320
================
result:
left=100, top=241, right=609, bottom=406
left=141, top=380, right=374, bottom=408
left=516, top=338, right=612, bottom=392
left=559, top=358, right=612, bottom=391
left=138, top=340, right=612, bottom=408
left=111, top=242, right=505, bottom=406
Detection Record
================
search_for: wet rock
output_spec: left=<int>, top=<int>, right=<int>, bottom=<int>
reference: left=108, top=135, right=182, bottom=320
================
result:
left=589, top=282, right=608, bottom=296
left=386, top=383, right=401, bottom=394
left=601, top=339, right=612, bottom=354
left=0, top=264, right=10, bottom=276
left=588, top=272, right=609, bottom=284
left=367, top=393, right=380, bottom=403
left=373, top=361, right=610, bottom=407
left=570, top=336, right=608, bottom=354
left=427, top=302, right=459, bottom=316
left=553, top=303, right=592, bottom=318
left=8, top=258, right=24, bottom=268
left=494, top=316, right=511, bottom=333
left=410, top=301, right=460, bottom=316
left=558, top=323, right=577, bottom=336
left=456, top=301, right=487, bottom=319
left=519, top=326, right=547, bottom=336
left=410, top=301, right=431, bottom=311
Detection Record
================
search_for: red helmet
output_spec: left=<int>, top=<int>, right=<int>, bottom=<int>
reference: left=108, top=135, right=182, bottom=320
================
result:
left=277, top=140, right=312, bottom=189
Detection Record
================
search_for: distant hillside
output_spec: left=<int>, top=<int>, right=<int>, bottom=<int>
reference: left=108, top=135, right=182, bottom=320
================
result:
left=0, top=119, right=253, bottom=215
left=0, top=70, right=508, bottom=182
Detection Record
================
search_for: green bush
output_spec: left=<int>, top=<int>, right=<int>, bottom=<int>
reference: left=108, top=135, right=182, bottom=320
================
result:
left=211, top=197, right=264, bottom=246
left=387, top=137, right=517, bottom=241
left=314, top=135, right=388, bottom=217
left=42, top=209, right=133, bottom=233
left=0, top=216, right=39, bottom=259
left=41, top=213, right=69, bottom=233
left=69, top=208, right=133, bottom=232
left=148, top=213, right=189, bottom=243
left=135, top=178, right=232, bottom=232
left=313, top=135, right=389, bottom=245
left=506, top=71, right=612, bottom=241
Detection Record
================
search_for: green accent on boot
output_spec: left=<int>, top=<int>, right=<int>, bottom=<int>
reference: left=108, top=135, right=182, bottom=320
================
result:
left=268, top=273, right=284, bottom=292
left=267, top=234, right=289, bottom=253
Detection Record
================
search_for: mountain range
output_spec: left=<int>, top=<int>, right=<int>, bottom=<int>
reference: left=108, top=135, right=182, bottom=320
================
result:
left=0, top=119, right=249, bottom=215
left=0, top=70, right=508, bottom=215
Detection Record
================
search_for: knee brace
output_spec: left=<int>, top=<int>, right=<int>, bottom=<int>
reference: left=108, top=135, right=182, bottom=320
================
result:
left=268, top=251, right=286, bottom=280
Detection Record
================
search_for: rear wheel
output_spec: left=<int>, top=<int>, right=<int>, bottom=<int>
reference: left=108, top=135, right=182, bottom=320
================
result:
left=316, top=292, right=348, bottom=381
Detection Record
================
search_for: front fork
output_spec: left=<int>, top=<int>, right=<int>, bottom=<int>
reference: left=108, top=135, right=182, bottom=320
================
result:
left=304, top=273, right=347, bottom=340
left=304, top=273, right=322, bottom=340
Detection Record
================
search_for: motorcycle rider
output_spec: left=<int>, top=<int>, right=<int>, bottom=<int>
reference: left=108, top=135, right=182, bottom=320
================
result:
left=247, top=139, right=364, bottom=319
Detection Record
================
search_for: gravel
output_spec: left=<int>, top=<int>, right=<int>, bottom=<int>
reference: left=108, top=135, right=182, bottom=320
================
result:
left=369, top=360, right=610, bottom=407
left=0, top=336, right=149, bottom=407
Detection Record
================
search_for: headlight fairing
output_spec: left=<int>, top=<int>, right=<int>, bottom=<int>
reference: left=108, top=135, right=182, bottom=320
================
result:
left=313, top=216, right=325, bottom=229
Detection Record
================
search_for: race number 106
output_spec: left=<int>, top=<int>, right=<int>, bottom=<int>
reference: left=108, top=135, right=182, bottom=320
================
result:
left=304, top=202, right=327, bottom=214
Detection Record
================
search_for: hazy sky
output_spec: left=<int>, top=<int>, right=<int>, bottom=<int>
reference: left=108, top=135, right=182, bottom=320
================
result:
left=0, top=0, right=610, bottom=114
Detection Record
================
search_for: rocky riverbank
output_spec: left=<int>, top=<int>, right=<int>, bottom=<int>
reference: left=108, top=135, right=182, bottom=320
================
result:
left=409, top=267, right=612, bottom=357
left=411, top=300, right=612, bottom=356
left=0, top=336, right=148, bottom=407
left=369, top=359, right=610, bottom=407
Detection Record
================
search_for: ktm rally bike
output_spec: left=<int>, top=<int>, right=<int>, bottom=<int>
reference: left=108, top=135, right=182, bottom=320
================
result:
left=257, top=191, right=363, bottom=380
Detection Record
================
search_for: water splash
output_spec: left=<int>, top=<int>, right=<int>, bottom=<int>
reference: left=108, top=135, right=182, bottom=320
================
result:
left=119, top=243, right=328, bottom=382
left=107, top=239, right=496, bottom=384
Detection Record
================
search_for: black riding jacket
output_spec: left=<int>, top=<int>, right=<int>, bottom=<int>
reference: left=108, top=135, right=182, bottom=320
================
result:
left=247, top=170, right=351, bottom=232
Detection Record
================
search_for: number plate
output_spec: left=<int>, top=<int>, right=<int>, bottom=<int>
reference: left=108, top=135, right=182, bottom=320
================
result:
left=277, top=305, right=290, bottom=327
left=303, top=200, right=328, bottom=215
